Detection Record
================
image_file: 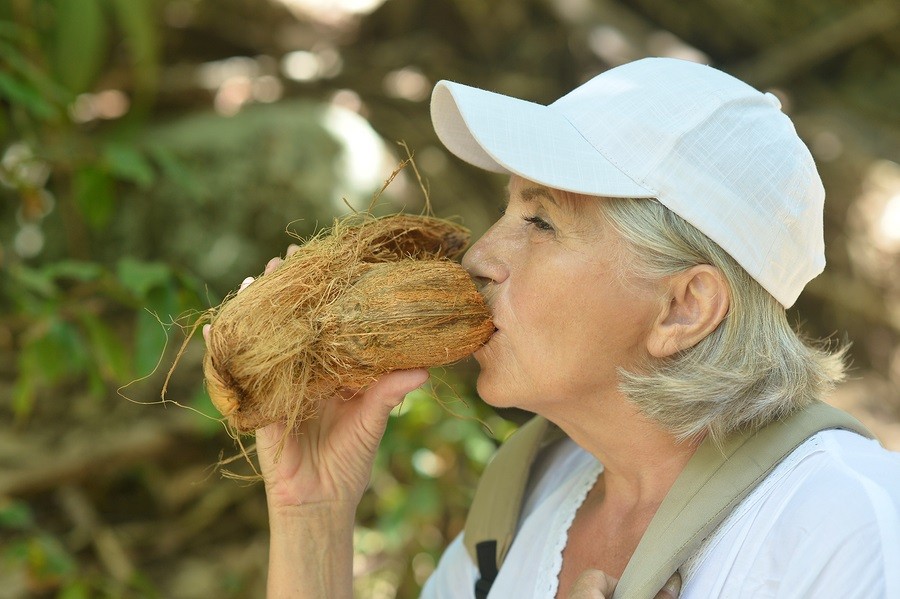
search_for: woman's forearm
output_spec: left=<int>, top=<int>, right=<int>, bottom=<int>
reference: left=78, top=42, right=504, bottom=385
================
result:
left=266, top=502, right=357, bottom=599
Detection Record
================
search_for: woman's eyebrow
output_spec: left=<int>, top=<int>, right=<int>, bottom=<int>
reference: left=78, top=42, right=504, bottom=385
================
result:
left=519, top=186, right=558, bottom=206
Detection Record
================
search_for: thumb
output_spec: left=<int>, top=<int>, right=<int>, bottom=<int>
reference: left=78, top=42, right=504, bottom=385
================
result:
left=568, top=569, right=618, bottom=599
left=654, top=571, right=682, bottom=599
left=356, top=368, right=430, bottom=420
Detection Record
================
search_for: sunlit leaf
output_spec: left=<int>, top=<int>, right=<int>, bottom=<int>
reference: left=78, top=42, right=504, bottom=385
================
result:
left=53, top=0, right=108, bottom=94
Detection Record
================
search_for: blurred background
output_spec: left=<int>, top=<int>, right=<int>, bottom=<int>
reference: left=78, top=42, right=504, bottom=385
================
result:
left=0, top=0, right=898, bottom=597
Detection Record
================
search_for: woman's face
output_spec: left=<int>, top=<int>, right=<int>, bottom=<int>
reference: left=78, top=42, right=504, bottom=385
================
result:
left=461, top=176, right=663, bottom=415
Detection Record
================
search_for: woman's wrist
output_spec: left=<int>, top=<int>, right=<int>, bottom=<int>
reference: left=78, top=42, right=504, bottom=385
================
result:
left=267, top=498, right=358, bottom=523
left=266, top=501, right=358, bottom=599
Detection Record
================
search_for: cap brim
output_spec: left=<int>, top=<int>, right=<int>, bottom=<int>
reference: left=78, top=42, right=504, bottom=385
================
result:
left=431, top=80, right=654, bottom=198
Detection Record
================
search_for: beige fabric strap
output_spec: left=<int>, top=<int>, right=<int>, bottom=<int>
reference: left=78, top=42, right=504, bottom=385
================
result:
left=613, top=401, right=874, bottom=599
left=463, top=415, right=561, bottom=567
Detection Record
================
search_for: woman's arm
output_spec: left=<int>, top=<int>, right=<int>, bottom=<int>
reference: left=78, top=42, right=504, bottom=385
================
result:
left=256, top=371, right=428, bottom=599
left=265, top=501, right=356, bottom=599
left=207, top=250, right=429, bottom=598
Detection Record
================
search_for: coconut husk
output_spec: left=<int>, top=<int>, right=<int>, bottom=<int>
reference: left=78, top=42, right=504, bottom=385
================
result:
left=201, top=213, right=494, bottom=433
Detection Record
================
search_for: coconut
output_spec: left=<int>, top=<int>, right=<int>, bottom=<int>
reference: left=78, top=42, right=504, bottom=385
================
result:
left=201, top=213, right=494, bottom=433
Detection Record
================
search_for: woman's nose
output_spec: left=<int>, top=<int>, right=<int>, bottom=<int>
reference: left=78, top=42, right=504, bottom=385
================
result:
left=462, top=221, right=509, bottom=287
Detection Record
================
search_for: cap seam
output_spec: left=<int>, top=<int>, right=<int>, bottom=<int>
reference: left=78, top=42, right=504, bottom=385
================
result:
left=552, top=108, right=657, bottom=197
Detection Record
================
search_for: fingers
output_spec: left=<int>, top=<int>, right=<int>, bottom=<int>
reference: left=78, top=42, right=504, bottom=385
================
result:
left=568, top=570, right=618, bottom=599
left=264, top=244, right=301, bottom=275
left=654, top=572, right=682, bottom=599
left=264, top=258, right=281, bottom=275
left=207, top=244, right=299, bottom=342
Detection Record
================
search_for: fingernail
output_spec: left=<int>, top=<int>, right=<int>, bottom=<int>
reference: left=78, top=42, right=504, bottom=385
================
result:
left=663, top=572, right=682, bottom=596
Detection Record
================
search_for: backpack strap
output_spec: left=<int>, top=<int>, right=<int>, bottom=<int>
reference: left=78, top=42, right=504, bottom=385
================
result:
left=613, top=400, right=873, bottom=599
left=463, top=401, right=874, bottom=599
left=463, top=415, right=565, bottom=598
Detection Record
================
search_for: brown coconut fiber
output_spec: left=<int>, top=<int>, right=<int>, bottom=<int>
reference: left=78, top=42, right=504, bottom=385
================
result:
left=201, top=213, right=494, bottom=434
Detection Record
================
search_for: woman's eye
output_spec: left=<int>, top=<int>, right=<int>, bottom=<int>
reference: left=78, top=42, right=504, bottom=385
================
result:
left=523, top=215, right=554, bottom=232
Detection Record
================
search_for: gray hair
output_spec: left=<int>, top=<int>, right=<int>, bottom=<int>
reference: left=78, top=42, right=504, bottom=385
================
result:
left=595, top=196, right=847, bottom=444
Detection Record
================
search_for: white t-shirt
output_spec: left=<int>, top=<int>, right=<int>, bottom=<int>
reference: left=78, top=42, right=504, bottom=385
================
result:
left=420, top=429, right=900, bottom=598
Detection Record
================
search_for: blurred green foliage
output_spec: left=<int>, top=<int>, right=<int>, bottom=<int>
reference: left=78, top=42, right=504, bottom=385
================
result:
left=1, top=0, right=898, bottom=597
left=0, top=1, right=505, bottom=596
left=0, top=0, right=202, bottom=425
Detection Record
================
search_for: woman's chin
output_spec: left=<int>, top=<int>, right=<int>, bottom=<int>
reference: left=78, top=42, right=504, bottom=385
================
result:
left=475, top=373, right=517, bottom=410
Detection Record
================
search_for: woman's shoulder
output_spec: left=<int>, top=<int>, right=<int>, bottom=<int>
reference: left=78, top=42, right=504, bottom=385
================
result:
left=785, top=429, right=900, bottom=506
left=681, top=430, right=900, bottom=597
left=729, top=428, right=900, bottom=534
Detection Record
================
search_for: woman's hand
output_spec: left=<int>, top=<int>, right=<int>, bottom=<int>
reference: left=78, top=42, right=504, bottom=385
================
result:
left=567, top=570, right=681, bottom=599
left=255, top=368, right=428, bottom=512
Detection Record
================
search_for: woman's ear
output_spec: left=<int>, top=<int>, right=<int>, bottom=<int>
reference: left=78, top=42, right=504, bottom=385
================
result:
left=646, top=265, right=730, bottom=358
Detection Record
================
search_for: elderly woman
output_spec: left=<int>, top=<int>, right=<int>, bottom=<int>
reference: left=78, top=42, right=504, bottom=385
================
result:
left=241, top=58, right=900, bottom=598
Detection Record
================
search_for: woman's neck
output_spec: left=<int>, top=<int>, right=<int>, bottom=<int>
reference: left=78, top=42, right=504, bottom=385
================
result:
left=544, top=395, right=700, bottom=508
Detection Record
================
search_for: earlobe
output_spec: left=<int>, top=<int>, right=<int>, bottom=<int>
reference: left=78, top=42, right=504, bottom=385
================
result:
left=647, top=266, right=730, bottom=358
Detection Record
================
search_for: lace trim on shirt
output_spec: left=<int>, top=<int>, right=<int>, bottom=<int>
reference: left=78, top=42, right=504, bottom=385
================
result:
left=537, top=460, right=604, bottom=598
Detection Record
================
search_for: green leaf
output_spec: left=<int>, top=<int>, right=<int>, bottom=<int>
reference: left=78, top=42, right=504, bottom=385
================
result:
left=145, top=282, right=179, bottom=325
left=116, top=257, right=171, bottom=299
left=24, top=319, right=86, bottom=384
left=78, top=312, right=131, bottom=381
left=134, top=308, right=167, bottom=378
left=108, top=0, right=159, bottom=101
left=0, top=500, right=34, bottom=530
left=10, top=375, right=36, bottom=421
left=146, top=143, right=204, bottom=199
left=26, top=535, right=76, bottom=582
left=0, top=71, right=57, bottom=119
left=188, top=384, right=226, bottom=436
left=0, top=21, right=23, bottom=42
left=45, top=260, right=105, bottom=282
left=58, top=581, right=91, bottom=599
left=53, top=0, right=108, bottom=94
left=0, top=37, right=74, bottom=107
left=73, top=166, right=116, bottom=230
left=103, top=142, right=155, bottom=188
left=9, top=264, right=58, bottom=298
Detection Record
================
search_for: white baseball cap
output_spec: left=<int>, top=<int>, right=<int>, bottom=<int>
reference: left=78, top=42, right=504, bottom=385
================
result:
left=430, top=57, right=825, bottom=308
